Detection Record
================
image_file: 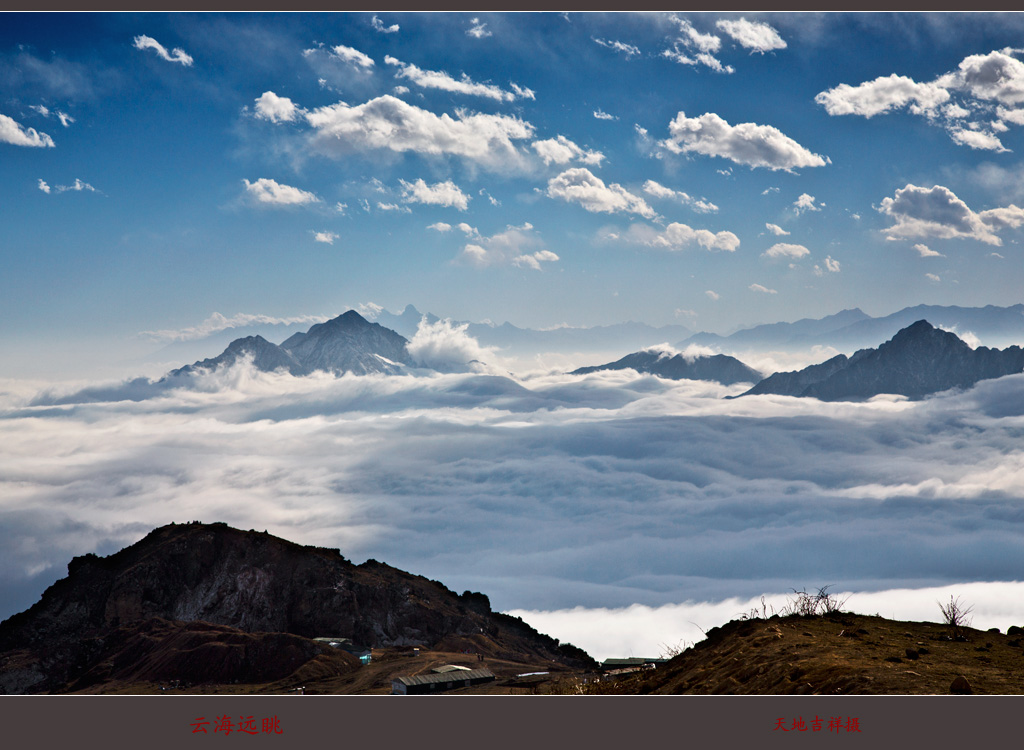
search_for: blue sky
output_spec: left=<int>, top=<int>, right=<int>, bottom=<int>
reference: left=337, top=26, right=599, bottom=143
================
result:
left=7, top=12, right=1024, bottom=372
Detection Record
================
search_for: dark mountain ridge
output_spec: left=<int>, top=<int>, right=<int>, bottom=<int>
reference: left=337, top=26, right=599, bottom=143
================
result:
left=572, top=348, right=763, bottom=385
left=0, top=522, right=594, bottom=694
left=739, top=319, right=1024, bottom=400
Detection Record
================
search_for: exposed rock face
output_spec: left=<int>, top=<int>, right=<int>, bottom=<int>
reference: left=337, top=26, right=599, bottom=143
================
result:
left=739, top=320, right=1024, bottom=401
left=0, top=522, right=594, bottom=693
left=176, top=310, right=415, bottom=378
left=280, top=310, right=414, bottom=375
left=572, top=350, right=763, bottom=385
left=171, top=335, right=307, bottom=377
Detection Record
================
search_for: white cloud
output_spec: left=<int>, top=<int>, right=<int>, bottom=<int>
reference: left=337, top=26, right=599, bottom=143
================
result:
left=926, top=272, right=941, bottom=282
left=749, top=283, right=777, bottom=293
left=816, top=74, right=949, bottom=118
left=763, top=242, right=809, bottom=259
left=377, top=202, right=411, bottom=213
left=428, top=222, right=452, bottom=232
left=914, top=243, right=944, bottom=258
left=313, top=231, right=339, bottom=244
left=593, top=38, right=641, bottom=58
left=384, top=56, right=533, bottom=102
left=254, top=91, right=300, bottom=123
left=399, top=178, right=470, bottom=211
left=335, top=202, right=348, bottom=214
left=765, top=222, right=789, bottom=236
left=304, top=95, right=535, bottom=172
left=323, top=44, right=375, bottom=69
left=705, top=290, right=720, bottom=300
left=547, top=167, right=656, bottom=218
left=133, top=34, right=193, bottom=66
left=29, top=104, right=49, bottom=117
left=642, top=179, right=718, bottom=213
left=407, top=318, right=501, bottom=372
left=715, top=18, right=786, bottom=53
left=609, top=221, right=740, bottom=253
left=761, top=186, right=779, bottom=195
left=140, top=311, right=329, bottom=342
left=818, top=49, right=1024, bottom=150
left=813, top=255, right=841, bottom=275
left=662, top=111, right=828, bottom=171
left=0, top=113, right=54, bottom=147
left=877, top=183, right=1024, bottom=246
left=532, top=135, right=604, bottom=166
left=456, top=223, right=479, bottom=236
left=466, top=18, right=492, bottom=39
left=593, top=109, right=617, bottom=121
left=948, top=127, right=1007, bottom=152
left=57, top=111, right=74, bottom=128
left=793, top=193, right=822, bottom=214
left=242, top=178, right=319, bottom=206
left=39, top=178, right=99, bottom=195
left=662, top=16, right=731, bottom=74
left=371, top=15, right=399, bottom=34
left=456, top=222, right=552, bottom=270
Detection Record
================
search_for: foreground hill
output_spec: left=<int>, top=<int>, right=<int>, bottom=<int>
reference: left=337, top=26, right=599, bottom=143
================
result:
left=572, top=349, right=763, bottom=385
left=739, top=320, right=1024, bottom=400
left=0, top=522, right=594, bottom=694
left=586, top=611, right=1024, bottom=695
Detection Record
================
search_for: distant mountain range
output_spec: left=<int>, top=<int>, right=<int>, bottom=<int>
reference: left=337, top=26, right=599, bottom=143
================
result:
left=682, top=304, right=1024, bottom=352
left=738, top=320, right=1024, bottom=401
left=571, top=349, right=763, bottom=385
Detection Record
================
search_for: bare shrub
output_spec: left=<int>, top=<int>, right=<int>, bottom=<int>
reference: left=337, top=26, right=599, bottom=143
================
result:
left=779, top=585, right=850, bottom=617
left=938, top=595, right=974, bottom=640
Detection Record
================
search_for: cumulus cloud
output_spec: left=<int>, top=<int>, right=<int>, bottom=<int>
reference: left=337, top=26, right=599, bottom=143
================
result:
left=466, top=18, right=492, bottom=39
left=242, top=178, right=319, bottom=206
left=813, top=256, right=841, bottom=276
left=314, top=44, right=374, bottom=69
left=532, top=135, right=604, bottom=167
left=662, top=16, right=732, bottom=74
left=914, top=243, right=943, bottom=258
left=0, top=113, right=55, bottom=147
left=642, top=180, right=718, bottom=213
left=547, top=168, right=655, bottom=218
left=428, top=222, right=452, bottom=232
left=132, top=34, right=193, bottom=66
left=793, top=193, right=822, bottom=214
left=399, top=178, right=470, bottom=210
left=662, top=111, right=828, bottom=171
left=765, top=222, right=789, bottom=236
left=817, top=48, right=1024, bottom=150
left=407, top=318, right=502, bottom=373
left=254, top=91, right=300, bottom=123
left=606, top=221, right=740, bottom=253
left=763, top=242, right=809, bottom=259
left=877, top=183, right=1024, bottom=246
left=456, top=222, right=553, bottom=269
left=593, top=109, right=617, bottom=121
left=371, top=15, right=399, bottom=34
left=749, top=283, right=777, bottom=293
left=705, top=290, right=720, bottom=300
left=313, top=231, right=339, bottom=244
left=594, top=38, right=641, bottom=58
left=384, top=56, right=534, bottom=102
left=303, top=95, right=534, bottom=172
left=37, top=179, right=50, bottom=193
left=715, top=18, right=786, bottom=53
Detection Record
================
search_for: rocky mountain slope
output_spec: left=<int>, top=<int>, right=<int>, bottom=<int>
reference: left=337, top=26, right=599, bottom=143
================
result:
left=572, top=349, right=763, bottom=385
left=739, top=320, right=1024, bottom=400
left=0, top=522, right=594, bottom=694
left=174, top=310, right=414, bottom=377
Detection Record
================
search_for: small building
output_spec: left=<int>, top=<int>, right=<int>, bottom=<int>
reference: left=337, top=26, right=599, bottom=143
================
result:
left=314, top=637, right=371, bottom=665
left=600, top=657, right=667, bottom=671
left=391, top=668, right=496, bottom=695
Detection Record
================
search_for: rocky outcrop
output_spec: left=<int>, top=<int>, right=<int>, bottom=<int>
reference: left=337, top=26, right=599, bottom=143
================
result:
left=738, top=320, right=1024, bottom=401
left=0, top=522, right=594, bottom=693
left=572, top=350, right=763, bottom=385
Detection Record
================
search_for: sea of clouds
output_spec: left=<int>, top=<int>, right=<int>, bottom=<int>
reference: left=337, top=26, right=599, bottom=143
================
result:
left=4, top=324, right=1024, bottom=659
